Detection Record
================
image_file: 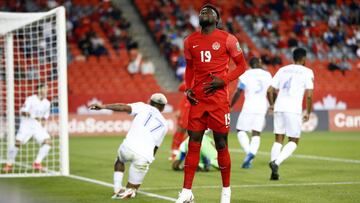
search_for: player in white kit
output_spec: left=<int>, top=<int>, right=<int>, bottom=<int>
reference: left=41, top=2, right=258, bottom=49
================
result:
left=267, top=48, right=314, bottom=180
left=3, top=84, right=52, bottom=172
left=89, top=93, right=168, bottom=199
left=230, top=57, right=272, bottom=168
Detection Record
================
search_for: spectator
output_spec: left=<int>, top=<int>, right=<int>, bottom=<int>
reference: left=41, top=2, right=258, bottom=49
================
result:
left=175, top=52, right=186, bottom=80
left=127, top=48, right=142, bottom=75
left=188, top=7, right=199, bottom=29
left=288, top=33, right=298, bottom=48
left=140, top=56, right=155, bottom=75
left=328, top=59, right=342, bottom=72
left=90, top=34, right=107, bottom=56
left=328, top=57, right=350, bottom=75
left=338, top=57, right=351, bottom=71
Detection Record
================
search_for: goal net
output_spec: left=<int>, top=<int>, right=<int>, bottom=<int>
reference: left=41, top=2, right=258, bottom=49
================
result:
left=0, top=7, right=68, bottom=177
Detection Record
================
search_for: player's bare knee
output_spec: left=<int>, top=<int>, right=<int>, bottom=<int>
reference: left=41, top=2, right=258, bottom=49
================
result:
left=252, top=131, right=261, bottom=137
left=15, top=140, right=21, bottom=148
left=289, top=137, right=299, bottom=144
left=114, top=158, right=125, bottom=172
left=275, top=134, right=285, bottom=143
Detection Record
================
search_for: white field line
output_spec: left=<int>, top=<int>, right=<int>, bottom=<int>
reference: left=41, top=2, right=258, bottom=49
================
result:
left=68, top=174, right=177, bottom=202
left=229, top=149, right=360, bottom=164
left=139, top=181, right=360, bottom=191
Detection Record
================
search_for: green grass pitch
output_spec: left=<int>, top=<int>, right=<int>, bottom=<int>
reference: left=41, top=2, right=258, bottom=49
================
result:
left=2, top=131, right=360, bottom=203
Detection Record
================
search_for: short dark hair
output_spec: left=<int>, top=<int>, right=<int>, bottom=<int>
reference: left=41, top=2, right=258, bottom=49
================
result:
left=150, top=100, right=165, bottom=111
left=201, top=4, right=220, bottom=21
left=249, top=57, right=260, bottom=68
left=293, top=48, right=307, bottom=62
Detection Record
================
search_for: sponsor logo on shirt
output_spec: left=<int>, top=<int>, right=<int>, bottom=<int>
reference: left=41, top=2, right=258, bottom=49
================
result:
left=212, top=42, right=220, bottom=50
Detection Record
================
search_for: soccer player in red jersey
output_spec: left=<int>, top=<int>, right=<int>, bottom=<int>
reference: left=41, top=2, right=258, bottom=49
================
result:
left=170, top=82, right=190, bottom=160
left=176, top=4, right=247, bottom=203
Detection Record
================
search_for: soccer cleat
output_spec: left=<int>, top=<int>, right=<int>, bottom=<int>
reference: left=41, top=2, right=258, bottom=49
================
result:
left=111, top=188, right=126, bottom=198
left=220, top=187, right=231, bottom=203
left=242, top=153, right=255, bottom=169
left=32, top=162, right=43, bottom=171
left=269, top=161, right=279, bottom=180
left=176, top=190, right=195, bottom=203
left=111, top=188, right=136, bottom=199
left=2, top=164, right=13, bottom=173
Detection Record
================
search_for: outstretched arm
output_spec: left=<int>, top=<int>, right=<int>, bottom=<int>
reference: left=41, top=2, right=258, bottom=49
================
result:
left=89, top=103, right=132, bottom=113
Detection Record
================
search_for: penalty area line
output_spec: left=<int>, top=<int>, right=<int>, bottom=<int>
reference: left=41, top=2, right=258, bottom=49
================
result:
left=67, top=174, right=177, bottom=202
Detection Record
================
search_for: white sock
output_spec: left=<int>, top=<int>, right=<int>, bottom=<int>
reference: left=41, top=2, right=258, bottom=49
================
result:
left=34, top=144, right=51, bottom=164
left=221, top=187, right=231, bottom=203
left=237, top=131, right=250, bottom=154
left=181, top=188, right=192, bottom=195
left=270, top=142, right=282, bottom=161
left=222, top=186, right=231, bottom=193
left=7, top=146, right=19, bottom=165
left=249, top=136, right=260, bottom=155
left=275, top=142, right=297, bottom=166
left=113, top=171, right=124, bottom=193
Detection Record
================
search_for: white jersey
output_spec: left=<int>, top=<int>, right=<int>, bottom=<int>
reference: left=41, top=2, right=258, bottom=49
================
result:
left=21, top=95, right=50, bottom=120
left=271, top=64, right=314, bottom=114
left=122, top=102, right=168, bottom=162
left=238, top=68, right=272, bottom=114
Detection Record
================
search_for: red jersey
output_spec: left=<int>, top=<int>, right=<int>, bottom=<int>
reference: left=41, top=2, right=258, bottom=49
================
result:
left=184, top=29, right=245, bottom=103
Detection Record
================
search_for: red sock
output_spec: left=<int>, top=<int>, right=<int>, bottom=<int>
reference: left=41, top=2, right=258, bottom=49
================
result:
left=171, top=131, right=186, bottom=151
left=217, top=146, right=231, bottom=187
left=183, top=141, right=201, bottom=189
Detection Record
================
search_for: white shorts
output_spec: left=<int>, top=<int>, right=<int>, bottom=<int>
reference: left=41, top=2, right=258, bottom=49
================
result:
left=274, top=112, right=302, bottom=138
left=117, top=144, right=150, bottom=185
left=236, top=112, right=266, bottom=132
left=16, top=119, right=50, bottom=144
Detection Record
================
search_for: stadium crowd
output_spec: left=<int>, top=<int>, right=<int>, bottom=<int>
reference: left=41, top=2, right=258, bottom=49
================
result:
left=136, top=0, right=360, bottom=79
left=0, top=0, right=136, bottom=57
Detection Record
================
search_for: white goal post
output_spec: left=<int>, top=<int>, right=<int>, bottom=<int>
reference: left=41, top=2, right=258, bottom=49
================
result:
left=0, top=6, right=69, bottom=177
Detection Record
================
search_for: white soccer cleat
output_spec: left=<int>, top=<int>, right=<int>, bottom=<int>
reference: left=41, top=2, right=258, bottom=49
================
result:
left=176, top=190, right=194, bottom=203
left=220, top=187, right=231, bottom=203
left=111, top=188, right=136, bottom=199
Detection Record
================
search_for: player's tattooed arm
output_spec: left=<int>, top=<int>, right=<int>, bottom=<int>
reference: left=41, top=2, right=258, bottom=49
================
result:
left=88, top=103, right=132, bottom=113
left=267, top=86, right=277, bottom=110
left=303, top=89, right=313, bottom=122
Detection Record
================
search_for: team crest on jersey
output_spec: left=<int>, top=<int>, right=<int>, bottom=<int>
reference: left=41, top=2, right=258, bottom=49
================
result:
left=236, top=42, right=242, bottom=52
left=212, top=42, right=220, bottom=50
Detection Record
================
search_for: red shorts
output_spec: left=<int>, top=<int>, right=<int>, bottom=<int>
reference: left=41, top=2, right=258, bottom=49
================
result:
left=187, top=101, right=230, bottom=134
